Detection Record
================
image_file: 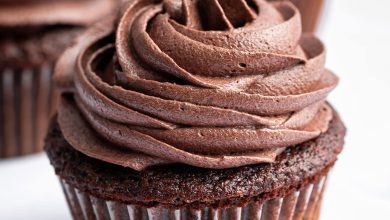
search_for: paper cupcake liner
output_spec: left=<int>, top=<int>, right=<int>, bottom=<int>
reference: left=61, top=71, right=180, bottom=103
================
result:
left=59, top=175, right=328, bottom=220
left=0, top=64, right=58, bottom=158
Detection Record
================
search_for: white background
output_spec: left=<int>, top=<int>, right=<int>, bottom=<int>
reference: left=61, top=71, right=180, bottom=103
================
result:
left=1, top=0, right=390, bottom=219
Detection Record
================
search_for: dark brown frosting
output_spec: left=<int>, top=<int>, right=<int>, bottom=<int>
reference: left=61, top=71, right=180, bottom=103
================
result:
left=55, top=0, right=338, bottom=171
left=0, top=0, right=118, bottom=27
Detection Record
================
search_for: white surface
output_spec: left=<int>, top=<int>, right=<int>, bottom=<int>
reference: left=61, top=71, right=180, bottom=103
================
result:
left=0, top=154, right=70, bottom=220
left=1, top=0, right=390, bottom=219
left=318, top=0, right=390, bottom=219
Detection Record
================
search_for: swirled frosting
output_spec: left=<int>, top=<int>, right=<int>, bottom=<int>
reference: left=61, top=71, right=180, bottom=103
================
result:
left=55, top=0, right=338, bottom=171
left=0, top=0, right=118, bottom=27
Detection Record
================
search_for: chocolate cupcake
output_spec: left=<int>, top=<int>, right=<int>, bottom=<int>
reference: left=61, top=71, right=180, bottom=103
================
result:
left=0, top=0, right=118, bottom=158
left=270, top=0, right=325, bottom=32
left=46, top=0, right=345, bottom=219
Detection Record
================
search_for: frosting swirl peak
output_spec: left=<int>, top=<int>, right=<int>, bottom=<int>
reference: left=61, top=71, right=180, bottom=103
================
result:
left=56, top=0, right=338, bottom=171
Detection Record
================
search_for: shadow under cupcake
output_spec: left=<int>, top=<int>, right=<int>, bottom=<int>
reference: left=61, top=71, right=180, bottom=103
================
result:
left=45, top=0, right=346, bottom=219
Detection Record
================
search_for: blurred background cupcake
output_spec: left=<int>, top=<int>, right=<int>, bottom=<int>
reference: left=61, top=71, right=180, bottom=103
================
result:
left=0, top=0, right=118, bottom=158
left=290, top=0, right=325, bottom=32
left=269, top=0, right=325, bottom=32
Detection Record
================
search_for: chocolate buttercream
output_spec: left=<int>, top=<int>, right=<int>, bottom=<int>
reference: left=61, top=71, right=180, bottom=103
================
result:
left=55, top=0, right=338, bottom=170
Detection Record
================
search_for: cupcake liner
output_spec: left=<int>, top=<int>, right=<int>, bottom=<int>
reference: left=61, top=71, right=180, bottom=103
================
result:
left=0, top=63, right=57, bottom=158
left=59, top=175, right=328, bottom=220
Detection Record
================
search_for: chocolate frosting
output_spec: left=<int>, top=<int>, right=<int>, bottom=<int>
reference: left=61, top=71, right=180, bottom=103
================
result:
left=55, top=0, right=338, bottom=171
left=0, top=0, right=118, bottom=27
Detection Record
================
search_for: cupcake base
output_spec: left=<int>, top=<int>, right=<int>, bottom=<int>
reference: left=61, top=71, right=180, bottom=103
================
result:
left=45, top=108, right=345, bottom=220
left=60, top=175, right=327, bottom=220
left=0, top=64, right=57, bottom=158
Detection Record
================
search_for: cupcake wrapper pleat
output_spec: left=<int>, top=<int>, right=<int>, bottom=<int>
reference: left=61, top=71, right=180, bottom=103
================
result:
left=0, top=64, right=57, bottom=158
left=59, top=175, right=328, bottom=220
